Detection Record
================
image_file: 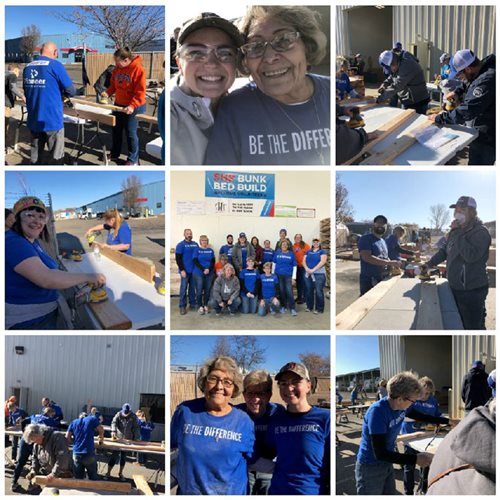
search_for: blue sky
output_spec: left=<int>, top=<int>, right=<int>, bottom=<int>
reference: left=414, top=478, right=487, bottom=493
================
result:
left=337, top=171, right=496, bottom=226
left=336, top=336, right=379, bottom=374
left=171, top=335, right=331, bottom=372
left=5, top=171, right=164, bottom=210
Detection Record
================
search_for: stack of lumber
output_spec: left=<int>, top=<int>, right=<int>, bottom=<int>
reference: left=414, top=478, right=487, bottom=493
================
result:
left=170, top=249, right=180, bottom=295
left=320, top=217, right=331, bottom=287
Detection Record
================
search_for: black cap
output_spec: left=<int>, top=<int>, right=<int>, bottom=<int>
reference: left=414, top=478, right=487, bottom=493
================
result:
left=373, top=215, right=388, bottom=224
left=177, top=13, right=244, bottom=48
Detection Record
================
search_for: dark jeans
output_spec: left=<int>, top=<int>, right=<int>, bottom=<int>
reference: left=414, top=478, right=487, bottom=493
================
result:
left=304, top=273, right=326, bottom=312
left=179, top=272, right=196, bottom=309
left=355, top=460, right=397, bottom=495
left=208, top=296, right=241, bottom=313
left=277, top=274, right=295, bottom=309
left=109, top=450, right=128, bottom=468
left=296, top=266, right=306, bottom=301
left=30, top=128, right=65, bottom=164
left=359, top=275, right=383, bottom=296
left=193, top=272, right=214, bottom=308
left=10, top=309, right=59, bottom=330
left=403, top=445, right=418, bottom=495
left=469, top=140, right=495, bottom=165
left=111, top=104, right=146, bottom=163
left=403, top=98, right=429, bottom=115
left=74, top=452, right=98, bottom=480
left=452, top=285, right=488, bottom=329
left=248, top=471, right=272, bottom=495
left=13, top=438, right=33, bottom=483
left=11, top=436, right=19, bottom=460
left=241, top=295, right=258, bottom=314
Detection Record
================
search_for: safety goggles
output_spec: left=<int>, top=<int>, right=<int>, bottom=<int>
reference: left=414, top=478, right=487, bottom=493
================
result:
left=20, top=208, right=48, bottom=223
left=241, top=31, right=301, bottom=59
left=178, top=44, right=238, bottom=64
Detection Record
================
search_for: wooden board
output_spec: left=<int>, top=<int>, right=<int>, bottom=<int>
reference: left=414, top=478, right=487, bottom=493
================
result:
left=136, top=113, right=158, bottom=124
left=405, top=436, right=444, bottom=455
left=70, top=97, right=125, bottom=113
left=416, top=281, right=444, bottom=330
left=396, top=430, right=435, bottom=443
left=88, top=300, right=132, bottom=330
left=64, top=106, right=116, bottom=126
left=96, top=440, right=165, bottom=454
left=133, top=475, right=154, bottom=495
left=34, top=476, right=131, bottom=493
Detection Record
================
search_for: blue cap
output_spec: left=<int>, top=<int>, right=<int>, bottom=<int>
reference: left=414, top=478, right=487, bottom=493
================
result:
left=472, top=360, right=485, bottom=369
left=122, top=403, right=131, bottom=414
left=449, top=49, right=476, bottom=79
left=393, top=41, right=402, bottom=51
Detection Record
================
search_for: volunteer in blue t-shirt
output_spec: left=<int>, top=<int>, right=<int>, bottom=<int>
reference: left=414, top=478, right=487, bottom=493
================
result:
left=273, top=240, right=298, bottom=316
left=266, top=362, right=330, bottom=495
left=6, top=196, right=106, bottom=330
left=355, top=371, right=455, bottom=495
left=65, top=413, right=104, bottom=480
left=136, top=409, right=156, bottom=466
left=7, top=403, right=27, bottom=461
left=261, top=240, right=275, bottom=269
left=358, top=215, right=401, bottom=295
left=175, top=228, right=199, bottom=314
left=303, top=238, right=328, bottom=314
left=219, top=234, right=234, bottom=264
left=239, top=256, right=261, bottom=314
left=85, top=208, right=133, bottom=255
left=192, top=235, right=215, bottom=315
left=258, top=262, right=281, bottom=316
left=385, top=225, right=417, bottom=261
left=23, top=42, right=75, bottom=165
left=171, top=356, right=255, bottom=495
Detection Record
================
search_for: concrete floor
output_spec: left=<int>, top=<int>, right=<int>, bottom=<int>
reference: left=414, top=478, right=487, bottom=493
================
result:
left=169, top=296, right=331, bottom=331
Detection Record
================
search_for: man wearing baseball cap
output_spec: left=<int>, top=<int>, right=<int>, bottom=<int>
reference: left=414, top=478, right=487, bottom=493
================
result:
left=461, top=361, right=491, bottom=416
left=376, top=48, right=429, bottom=114
left=264, top=362, right=330, bottom=494
left=421, top=196, right=491, bottom=329
left=428, top=49, right=495, bottom=165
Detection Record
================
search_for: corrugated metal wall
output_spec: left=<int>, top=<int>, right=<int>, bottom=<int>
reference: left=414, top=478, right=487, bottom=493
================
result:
left=378, top=336, right=405, bottom=379
left=5, top=336, right=165, bottom=422
left=451, top=335, right=496, bottom=418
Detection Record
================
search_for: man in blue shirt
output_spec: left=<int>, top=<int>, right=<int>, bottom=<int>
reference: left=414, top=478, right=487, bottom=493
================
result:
left=219, top=234, right=234, bottom=264
left=175, top=228, right=199, bottom=315
left=65, top=413, right=104, bottom=480
left=41, top=397, right=64, bottom=422
left=358, top=215, right=401, bottom=295
left=23, top=42, right=75, bottom=165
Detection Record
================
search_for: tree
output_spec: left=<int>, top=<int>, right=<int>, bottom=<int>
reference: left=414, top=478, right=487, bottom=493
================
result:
left=299, top=352, right=330, bottom=377
left=336, top=175, right=354, bottom=223
left=121, top=175, right=142, bottom=211
left=230, top=336, right=266, bottom=373
left=210, top=337, right=232, bottom=359
left=21, top=25, right=41, bottom=60
left=53, top=6, right=165, bottom=51
left=429, top=204, right=451, bottom=232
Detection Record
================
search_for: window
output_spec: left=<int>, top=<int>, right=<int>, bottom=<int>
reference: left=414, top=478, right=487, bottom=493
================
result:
left=156, top=202, right=162, bottom=209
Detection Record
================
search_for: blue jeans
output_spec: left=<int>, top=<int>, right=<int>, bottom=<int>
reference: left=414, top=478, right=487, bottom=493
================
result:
left=452, top=285, right=488, bottom=330
left=403, top=444, right=418, bottom=495
left=193, top=272, right=214, bottom=308
left=359, top=275, right=383, bottom=296
left=277, top=274, right=295, bottom=309
left=138, top=452, right=148, bottom=464
left=304, top=273, right=326, bottom=312
left=241, top=295, right=258, bottom=314
left=355, top=461, right=397, bottom=495
left=208, top=296, right=241, bottom=313
left=179, top=272, right=196, bottom=309
left=258, top=298, right=280, bottom=316
left=248, top=471, right=272, bottom=495
left=74, top=452, right=98, bottom=480
left=469, top=140, right=495, bottom=165
left=13, top=438, right=33, bottom=483
left=111, top=103, right=146, bottom=163
left=296, top=266, right=306, bottom=301
left=11, top=436, right=19, bottom=460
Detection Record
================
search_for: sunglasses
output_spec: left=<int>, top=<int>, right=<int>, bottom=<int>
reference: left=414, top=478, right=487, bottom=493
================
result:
left=241, top=31, right=301, bottom=59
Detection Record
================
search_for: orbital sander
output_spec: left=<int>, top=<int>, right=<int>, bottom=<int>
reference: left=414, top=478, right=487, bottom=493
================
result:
left=90, top=286, right=108, bottom=304
left=347, top=106, right=365, bottom=128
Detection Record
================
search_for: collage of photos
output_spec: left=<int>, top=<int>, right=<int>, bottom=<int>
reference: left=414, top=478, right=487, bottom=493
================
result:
left=1, top=0, right=498, bottom=498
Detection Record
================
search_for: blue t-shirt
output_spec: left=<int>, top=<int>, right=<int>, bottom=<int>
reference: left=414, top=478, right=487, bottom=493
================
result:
left=28, top=413, right=59, bottom=427
left=219, top=244, right=234, bottom=264
left=9, top=408, right=28, bottom=426
left=262, top=248, right=274, bottom=264
left=357, top=397, right=406, bottom=464
left=40, top=403, right=63, bottom=420
left=385, top=234, right=403, bottom=261
left=259, top=273, right=279, bottom=300
left=23, top=56, right=75, bottom=132
left=138, top=420, right=155, bottom=441
left=105, top=222, right=132, bottom=255
left=305, top=248, right=327, bottom=273
left=401, top=396, right=442, bottom=434
left=241, top=246, right=248, bottom=268
left=193, top=247, right=215, bottom=276
left=6, top=230, right=59, bottom=305
left=175, top=239, right=199, bottom=274
left=68, top=415, right=101, bottom=454
left=239, top=268, right=259, bottom=295
left=171, top=398, right=255, bottom=495
left=441, top=64, right=451, bottom=80
left=205, top=74, right=330, bottom=165
left=336, top=72, right=354, bottom=100
left=273, top=250, right=297, bottom=277
left=358, top=233, right=389, bottom=279
left=267, top=407, right=330, bottom=495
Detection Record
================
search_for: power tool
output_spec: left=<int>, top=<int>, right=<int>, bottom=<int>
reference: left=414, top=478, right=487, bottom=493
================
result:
left=347, top=106, right=365, bottom=128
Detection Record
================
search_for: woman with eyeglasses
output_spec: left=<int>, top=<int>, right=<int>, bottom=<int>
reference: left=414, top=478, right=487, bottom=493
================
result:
left=205, top=5, right=330, bottom=165
left=171, top=13, right=244, bottom=165
left=5, top=197, right=106, bottom=330
left=303, top=238, right=327, bottom=314
left=171, top=356, right=255, bottom=495
left=355, top=371, right=455, bottom=495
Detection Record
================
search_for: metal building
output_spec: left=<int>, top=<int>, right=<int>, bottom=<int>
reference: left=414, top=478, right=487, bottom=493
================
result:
left=82, top=179, right=165, bottom=216
left=336, top=367, right=381, bottom=392
left=337, top=5, right=496, bottom=80
left=5, top=336, right=165, bottom=440
left=379, top=335, right=495, bottom=418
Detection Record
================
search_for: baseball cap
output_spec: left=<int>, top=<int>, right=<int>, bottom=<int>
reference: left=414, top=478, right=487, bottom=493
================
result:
left=13, top=196, right=47, bottom=216
left=373, top=214, right=388, bottom=224
left=439, top=52, right=451, bottom=64
left=393, top=41, right=402, bottom=51
left=275, top=362, right=310, bottom=381
left=472, top=360, right=485, bottom=369
left=122, top=403, right=131, bottom=414
left=449, top=49, right=476, bottom=79
left=177, top=12, right=244, bottom=48
left=239, top=232, right=246, bottom=238
left=379, top=50, right=393, bottom=68
left=449, top=196, right=477, bottom=209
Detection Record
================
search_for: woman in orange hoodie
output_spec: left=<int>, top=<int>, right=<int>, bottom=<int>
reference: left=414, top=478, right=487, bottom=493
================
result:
left=106, top=48, right=146, bottom=165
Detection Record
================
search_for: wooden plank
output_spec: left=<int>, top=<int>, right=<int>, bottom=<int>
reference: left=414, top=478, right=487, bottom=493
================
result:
left=133, top=475, right=154, bottom=495
left=336, top=274, right=403, bottom=330
left=34, top=476, right=131, bottom=493
left=88, top=299, right=132, bottom=330
left=100, top=437, right=163, bottom=447
left=95, top=440, right=164, bottom=453
left=94, top=242, right=156, bottom=283
left=64, top=106, right=116, bottom=126
left=396, top=431, right=435, bottom=443
left=416, top=281, right=444, bottom=330
left=70, top=97, right=125, bottom=113
left=136, top=113, right=158, bottom=124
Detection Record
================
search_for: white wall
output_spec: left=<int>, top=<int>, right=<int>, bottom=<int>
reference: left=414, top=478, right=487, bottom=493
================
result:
left=170, top=171, right=331, bottom=251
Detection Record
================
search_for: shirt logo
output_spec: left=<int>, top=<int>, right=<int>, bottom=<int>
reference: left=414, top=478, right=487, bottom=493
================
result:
left=473, top=87, right=484, bottom=98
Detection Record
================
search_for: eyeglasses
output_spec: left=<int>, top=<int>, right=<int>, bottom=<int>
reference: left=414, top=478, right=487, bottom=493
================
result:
left=206, top=375, right=234, bottom=388
left=179, top=44, right=238, bottom=64
left=404, top=397, right=417, bottom=404
left=241, top=31, right=301, bottom=59
left=278, top=378, right=303, bottom=388
left=244, top=391, right=269, bottom=398
left=20, top=209, right=48, bottom=223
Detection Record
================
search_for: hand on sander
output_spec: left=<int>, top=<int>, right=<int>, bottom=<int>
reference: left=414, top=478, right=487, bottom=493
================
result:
left=89, top=283, right=108, bottom=304
left=347, top=106, right=365, bottom=128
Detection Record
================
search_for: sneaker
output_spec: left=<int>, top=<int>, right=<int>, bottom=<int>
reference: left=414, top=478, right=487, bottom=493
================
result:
left=313, top=310, right=319, bottom=315
left=180, top=307, right=187, bottom=315
left=106, top=154, right=119, bottom=162
left=125, top=160, right=138, bottom=166
left=305, top=308, right=311, bottom=312
left=198, top=306, right=205, bottom=315
left=103, top=473, right=111, bottom=481
left=11, top=483, right=22, bottom=493
left=215, top=312, right=221, bottom=317
left=118, top=473, right=126, bottom=482
left=229, top=311, right=235, bottom=316
left=291, top=309, right=298, bottom=317
left=204, top=306, right=209, bottom=314
left=189, top=304, right=196, bottom=311
left=280, top=307, right=286, bottom=314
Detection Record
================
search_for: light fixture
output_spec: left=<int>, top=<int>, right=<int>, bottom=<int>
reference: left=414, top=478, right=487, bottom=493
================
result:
left=15, top=346, right=24, bottom=355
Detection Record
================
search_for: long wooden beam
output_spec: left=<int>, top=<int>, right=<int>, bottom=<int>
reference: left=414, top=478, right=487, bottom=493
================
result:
left=34, top=476, right=131, bottom=492
left=70, top=97, right=125, bottom=113
left=133, top=475, right=154, bottom=495
left=64, top=107, right=116, bottom=127
left=95, top=440, right=164, bottom=453
left=136, top=113, right=158, bottom=124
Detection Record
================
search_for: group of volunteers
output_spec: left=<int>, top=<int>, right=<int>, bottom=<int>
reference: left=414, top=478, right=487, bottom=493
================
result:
left=6, top=396, right=156, bottom=491
left=175, top=228, right=328, bottom=317
left=171, top=6, right=330, bottom=166
left=5, top=196, right=133, bottom=329
left=171, top=357, right=330, bottom=495
left=5, top=42, right=165, bottom=165
left=357, top=195, right=491, bottom=329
